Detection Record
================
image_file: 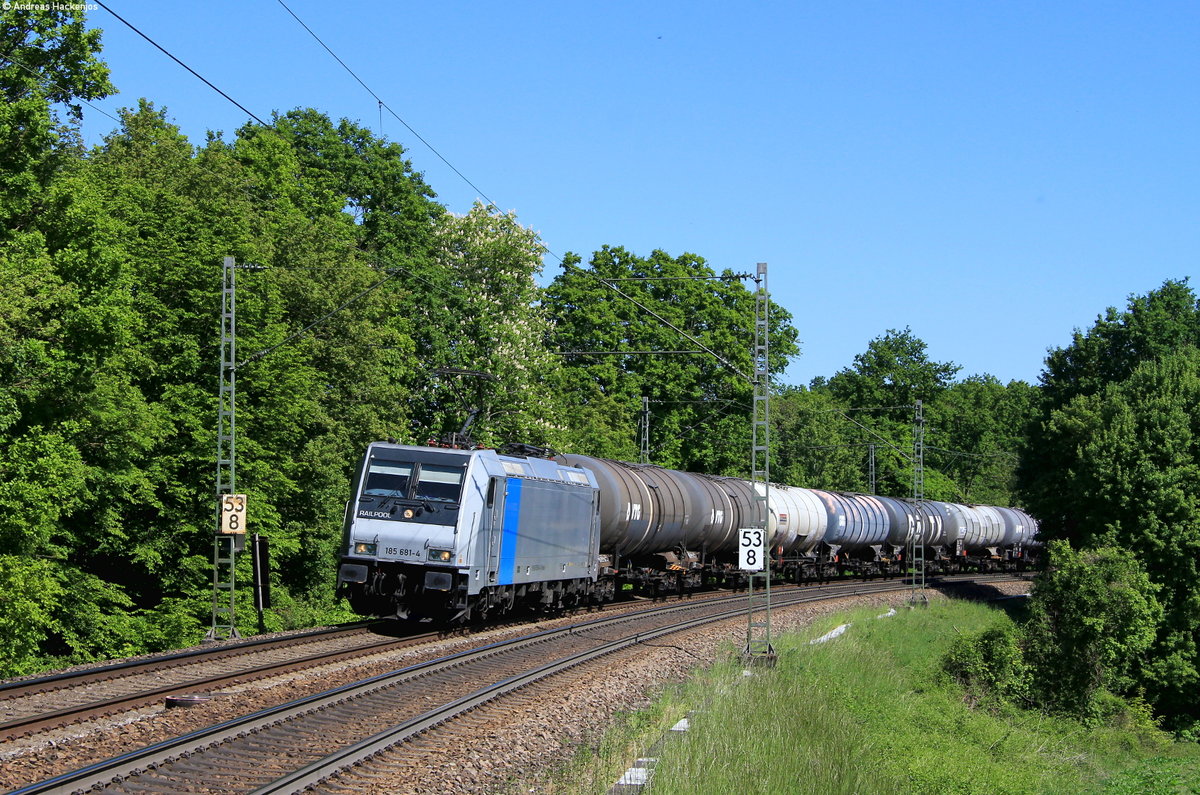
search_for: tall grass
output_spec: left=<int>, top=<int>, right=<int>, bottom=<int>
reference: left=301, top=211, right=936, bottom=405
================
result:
left=642, top=600, right=1199, bottom=795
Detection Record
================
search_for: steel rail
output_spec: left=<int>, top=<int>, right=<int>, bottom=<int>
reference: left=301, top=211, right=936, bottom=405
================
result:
left=249, top=587, right=853, bottom=794
left=9, top=575, right=1024, bottom=795
left=0, top=622, right=379, bottom=697
left=0, top=633, right=432, bottom=739
left=287, top=574, right=1030, bottom=793
left=1, top=592, right=743, bottom=740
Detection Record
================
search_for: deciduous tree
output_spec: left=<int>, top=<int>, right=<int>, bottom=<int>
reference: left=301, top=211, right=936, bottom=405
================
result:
left=544, top=248, right=799, bottom=474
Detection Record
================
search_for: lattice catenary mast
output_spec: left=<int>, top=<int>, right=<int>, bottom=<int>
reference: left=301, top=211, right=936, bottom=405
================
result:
left=909, top=399, right=927, bottom=605
left=209, top=256, right=241, bottom=640
left=743, top=262, right=776, bottom=662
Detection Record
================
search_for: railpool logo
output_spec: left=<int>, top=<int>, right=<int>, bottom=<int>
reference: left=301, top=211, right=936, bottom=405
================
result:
left=2, top=3, right=100, bottom=9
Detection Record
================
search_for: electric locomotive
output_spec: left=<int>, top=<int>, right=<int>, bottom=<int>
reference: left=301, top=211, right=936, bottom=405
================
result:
left=336, top=443, right=605, bottom=621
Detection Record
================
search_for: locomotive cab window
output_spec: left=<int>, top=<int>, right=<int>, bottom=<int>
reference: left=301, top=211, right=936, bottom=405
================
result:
left=415, top=465, right=465, bottom=504
left=363, top=462, right=413, bottom=497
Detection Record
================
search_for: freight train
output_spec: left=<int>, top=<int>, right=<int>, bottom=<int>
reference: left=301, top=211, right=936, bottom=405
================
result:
left=335, top=442, right=1038, bottom=622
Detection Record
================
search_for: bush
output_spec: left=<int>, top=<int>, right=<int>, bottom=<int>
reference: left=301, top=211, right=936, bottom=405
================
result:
left=1024, top=541, right=1162, bottom=721
left=944, top=622, right=1033, bottom=708
left=0, top=556, right=64, bottom=676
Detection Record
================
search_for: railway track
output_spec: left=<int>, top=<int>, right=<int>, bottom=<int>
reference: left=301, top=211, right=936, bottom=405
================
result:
left=0, top=589, right=766, bottom=744
left=0, top=622, right=436, bottom=740
left=7, top=575, right=1024, bottom=794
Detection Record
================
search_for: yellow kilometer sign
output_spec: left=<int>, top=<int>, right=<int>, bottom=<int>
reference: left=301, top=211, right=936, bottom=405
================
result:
left=220, top=494, right=248, bottom=534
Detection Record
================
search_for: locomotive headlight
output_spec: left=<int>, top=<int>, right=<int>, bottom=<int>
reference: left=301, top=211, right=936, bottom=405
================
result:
left=354, top=542, right=378, bottom=556
left=427, top=548, right=453, bottom=562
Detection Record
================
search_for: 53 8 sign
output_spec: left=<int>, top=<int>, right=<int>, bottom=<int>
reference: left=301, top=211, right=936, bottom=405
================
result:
left=738, top=527, right=765, bottom=571
left=219, top=494, right=248, bottom=535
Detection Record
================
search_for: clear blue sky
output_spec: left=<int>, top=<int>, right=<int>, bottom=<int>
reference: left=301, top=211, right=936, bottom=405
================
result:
left=79, top=1, right=1199, bottom=388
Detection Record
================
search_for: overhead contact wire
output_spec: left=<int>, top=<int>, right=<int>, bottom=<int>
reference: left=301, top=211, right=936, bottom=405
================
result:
left=94, top=1, right=269, bottom=126
left=274, top=0, right=497, bottom=210
left=0, top=52, right=123, bottom=125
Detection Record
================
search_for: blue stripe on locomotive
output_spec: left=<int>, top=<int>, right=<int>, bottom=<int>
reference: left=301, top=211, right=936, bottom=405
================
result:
left=498, top=477, right=523, bottom=585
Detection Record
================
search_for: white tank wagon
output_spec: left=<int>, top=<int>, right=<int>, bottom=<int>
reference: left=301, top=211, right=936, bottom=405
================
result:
left=765, top=483, right=828, bottom=554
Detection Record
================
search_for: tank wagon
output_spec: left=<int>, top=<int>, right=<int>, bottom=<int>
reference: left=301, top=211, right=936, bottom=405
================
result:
left=336, top=443, right=1038, bottom=622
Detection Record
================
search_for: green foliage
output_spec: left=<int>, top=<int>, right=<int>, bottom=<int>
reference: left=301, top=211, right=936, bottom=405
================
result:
left=797, top=328, right=1033, bottom=502
left=945, top=541, right=1163, bottom=727
left=1039, top=279, right=1200, bottom=412
left=944, top=621, right=1034, bottom=708
left=926, top=375, right=1036, bottom=505
left=0, top=91, right=452, bottom=666
left=827, top=326, right=961, bottom=410
left=0, top=14, right=1042, bottom=679
left=1025, top=542, right=1162, bottom=720
left=543, top=247, right=799, bottom=474
left=0, top=8, right=113, bottom=234
left=0, top=556, right=64, bottom=676
left=412, top=203, right=569, bottom=449
left=0, top=426, right=88, bottom=556
left=1023, top=280, right=1200, bottom=534
left=0, top=555, right=193, bottom=676
left=823, top=328, right=962, bottom=497
left=1025, top=341, right=1200, bottom=726
left=771, top=385, right=867, bottom=490
left=1017, top=280, right=1200, bottom=730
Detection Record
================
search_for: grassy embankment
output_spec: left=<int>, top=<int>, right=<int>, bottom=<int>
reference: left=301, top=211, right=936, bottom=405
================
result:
left=539, top=598, right=1200, bottom=794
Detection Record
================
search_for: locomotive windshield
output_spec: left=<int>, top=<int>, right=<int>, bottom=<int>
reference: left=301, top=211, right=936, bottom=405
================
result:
left=363, top=462, right=413, bottom=497
left=356, top=449, right=468, bottom=526
left=414, top=465, right=465, bottom=503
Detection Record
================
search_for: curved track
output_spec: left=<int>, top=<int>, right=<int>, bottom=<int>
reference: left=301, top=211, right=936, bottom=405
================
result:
left=9, top=575, right=1024, bottom=794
